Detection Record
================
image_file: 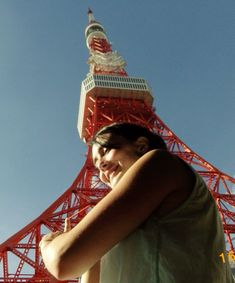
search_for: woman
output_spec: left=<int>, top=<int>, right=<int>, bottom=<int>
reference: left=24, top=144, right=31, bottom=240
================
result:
left=40, top=123, right=233, bottom=282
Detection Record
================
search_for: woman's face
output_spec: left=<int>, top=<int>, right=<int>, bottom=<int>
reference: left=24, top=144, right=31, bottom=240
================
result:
left=92, top=134, right=140, bottom=189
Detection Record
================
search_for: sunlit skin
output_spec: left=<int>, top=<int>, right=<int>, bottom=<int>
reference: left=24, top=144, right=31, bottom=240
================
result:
left=39, top=134, right=194, bottom=281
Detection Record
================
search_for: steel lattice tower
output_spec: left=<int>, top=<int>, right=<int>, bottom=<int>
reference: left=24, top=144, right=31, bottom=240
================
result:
left=0, top=9, right=235, bottom=283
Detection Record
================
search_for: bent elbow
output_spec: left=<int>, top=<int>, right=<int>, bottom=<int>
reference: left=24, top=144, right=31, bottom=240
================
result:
left=53, top=264, right=73, bottom=281
left=42, top=249, right=72, bottom=280
left=41, top=237, right=92, bottom=280
left=49, top=254, right=83, bottom=281
left=45, top=256, right=68, bottom=280
left=46, top=260, right=71, bottom=281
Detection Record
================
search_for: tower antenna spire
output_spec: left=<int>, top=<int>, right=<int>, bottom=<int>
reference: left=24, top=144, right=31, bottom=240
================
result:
left=88, top=8, right=95, bottom=23
left=84, top=9, right=127, bottom=76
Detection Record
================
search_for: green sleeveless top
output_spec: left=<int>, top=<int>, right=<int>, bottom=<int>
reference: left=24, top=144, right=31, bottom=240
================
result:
left=100, top=169, right=234, bottom=283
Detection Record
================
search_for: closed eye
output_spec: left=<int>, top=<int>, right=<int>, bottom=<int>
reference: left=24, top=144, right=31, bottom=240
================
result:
left=102, top=147, right=110, bottom=155
left=92, top=146, right=110, bottom=169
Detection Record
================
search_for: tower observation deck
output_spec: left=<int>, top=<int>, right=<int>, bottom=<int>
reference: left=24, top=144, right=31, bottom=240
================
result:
left=0, top=9, right=235, bottom=283
left=78, top=8, right=154, bottom=143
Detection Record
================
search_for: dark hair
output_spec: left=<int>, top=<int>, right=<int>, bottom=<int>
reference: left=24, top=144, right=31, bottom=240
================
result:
left=91, top=123, right=167, bottom=150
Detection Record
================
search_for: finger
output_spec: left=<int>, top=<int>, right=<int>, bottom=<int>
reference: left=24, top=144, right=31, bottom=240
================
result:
left=64, top=217, right=71, bottom=232
left=40, top=231, right=62, bottom=246
left=44, top=231, right=61, bottom=240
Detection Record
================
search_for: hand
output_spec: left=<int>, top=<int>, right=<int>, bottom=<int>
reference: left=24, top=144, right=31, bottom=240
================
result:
left=39, top=217, right=72, bottom=251
left=39, top=231, right=62, bottom=251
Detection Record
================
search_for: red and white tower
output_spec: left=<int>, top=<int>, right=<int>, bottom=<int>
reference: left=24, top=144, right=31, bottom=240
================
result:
left=78, top=8, right=153, bottom=142
left=0, top=9, right=235, bottom=282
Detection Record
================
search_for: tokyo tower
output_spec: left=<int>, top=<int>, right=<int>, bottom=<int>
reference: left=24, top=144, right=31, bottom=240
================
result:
left=0, top=9, right=235, bottom=282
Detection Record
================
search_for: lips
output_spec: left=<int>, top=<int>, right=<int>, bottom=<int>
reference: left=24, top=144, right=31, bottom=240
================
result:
left=106, top=164, right=119, bottom=183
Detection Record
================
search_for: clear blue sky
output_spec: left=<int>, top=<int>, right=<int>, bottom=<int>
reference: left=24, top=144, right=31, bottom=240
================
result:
left=0, top=0, right=234, bottom=243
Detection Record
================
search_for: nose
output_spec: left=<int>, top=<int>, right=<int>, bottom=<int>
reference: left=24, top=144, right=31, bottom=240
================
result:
left=96, top=158, right=110, bottom=184
left=98, top=159, right=109, bottom=171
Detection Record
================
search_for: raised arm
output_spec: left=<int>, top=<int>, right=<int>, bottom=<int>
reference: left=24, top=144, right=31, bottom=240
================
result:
left=40, top=150, right=193, bottom=280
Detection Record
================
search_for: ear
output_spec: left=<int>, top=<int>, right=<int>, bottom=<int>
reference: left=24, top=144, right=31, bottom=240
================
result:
left=134, top=137, right=149, bottom=155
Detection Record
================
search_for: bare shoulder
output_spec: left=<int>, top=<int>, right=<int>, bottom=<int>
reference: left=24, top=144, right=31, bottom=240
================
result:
left=126, top=149, right=194, bottom=186
left=136, top=148, right=186, bottom=169
left=122, top=149, right=195, bottom=210
left=135, top=149, right=195, bottom=215
left=149, top=149, right=196, bottom=188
